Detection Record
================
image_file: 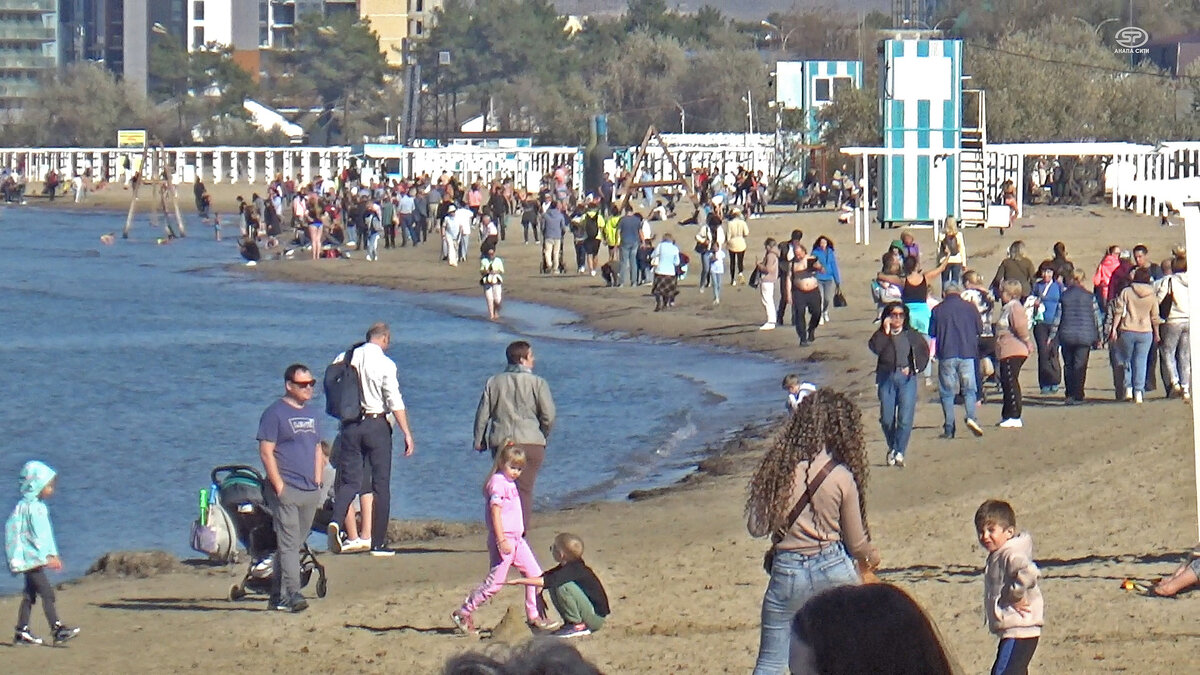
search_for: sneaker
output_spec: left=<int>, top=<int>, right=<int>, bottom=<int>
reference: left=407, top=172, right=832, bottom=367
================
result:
left=965, top=418, right=984, bottom=437
left=759, top=322, right=776, bottom=331
left=886, top=450, right=896, bottom=467
left=327, top=522, right=342, bottom=554
left=451, top=611, right=477, bottom=636
left=552, top=623, right=592, bottom=639
left=1134, top=391, right=1144, bottom=404
left=268, top=594, right=286, bottom=611
left=344, top=538, right=371, bottom=553
left=1039, top=386, right=1053, bottom=395
left=287, top=594, right=308, bottom=613
left=14, top=626, right=43, bottom=646
left=52, top=624, right=80, bottom=644
left=937, top=431, right=955, bottom=440
left=998, top=418, right=1024, bottom=428
left=1124, top=387, right=1133, bottom=401
left=369, top=546, right=397, bottom=557
left=527, top=617, right=562, bottom=632
left=893, top=453, right=905, bottom=468
left=713, top=298, right=720, bottom=305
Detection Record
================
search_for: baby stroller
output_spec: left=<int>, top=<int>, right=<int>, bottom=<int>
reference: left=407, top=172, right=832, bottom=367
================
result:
left=210, top=465, right=328, bottom=602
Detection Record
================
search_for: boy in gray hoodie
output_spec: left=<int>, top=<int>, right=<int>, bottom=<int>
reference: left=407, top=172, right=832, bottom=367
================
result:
left=975, top=499, right=1043, bottom=675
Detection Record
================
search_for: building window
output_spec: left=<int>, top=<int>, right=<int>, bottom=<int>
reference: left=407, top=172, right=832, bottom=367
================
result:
left=193, top=0, right=204, bottom=21
left=259, top=26, right=268, bottom=47
left=414, top=20, right=423, bottom=35
left=416, top=0, right=424, bottom=11
left=814, top=78, right=830, bottom=103
left=193, top=26, right=204, bottom=48
left=260, top=2, right=268, bottom=21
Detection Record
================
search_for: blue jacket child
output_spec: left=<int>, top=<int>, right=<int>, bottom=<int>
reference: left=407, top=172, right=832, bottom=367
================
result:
left=4, top=460, right=79, bottom=645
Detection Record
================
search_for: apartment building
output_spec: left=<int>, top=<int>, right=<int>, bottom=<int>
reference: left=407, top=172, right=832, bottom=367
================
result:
left=360, top=0, right=440, bottom=66
left=0, top=0, right=59, bottom=118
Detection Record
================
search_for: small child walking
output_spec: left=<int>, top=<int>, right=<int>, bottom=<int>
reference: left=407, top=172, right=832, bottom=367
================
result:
left=507, top=532, right=611, bottom=639
left=4, top=461, right=80, bottom=646
left=975, top=499, right=1043, bottom=675
left=710, top=242, right=726, bottom=305
left=452, top=444, right=549, bottom=635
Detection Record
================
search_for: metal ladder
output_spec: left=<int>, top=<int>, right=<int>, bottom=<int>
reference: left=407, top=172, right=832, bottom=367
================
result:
left=960, top=89, right=987, bottom=227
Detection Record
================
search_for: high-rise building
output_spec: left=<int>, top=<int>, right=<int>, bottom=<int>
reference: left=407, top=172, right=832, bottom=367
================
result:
left=359, top=0, right=441, bottom=67
left=0, top=0, right=59, bottom=119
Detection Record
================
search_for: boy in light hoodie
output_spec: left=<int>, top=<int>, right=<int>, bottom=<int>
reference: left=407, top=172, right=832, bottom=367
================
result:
left=4, top=461, right=80, bottom=646
left=975, top=499, right=1043, bottom=675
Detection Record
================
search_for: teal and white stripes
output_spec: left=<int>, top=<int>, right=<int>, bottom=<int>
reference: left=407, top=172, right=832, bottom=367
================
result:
left=880, top=39, right=962, bottom=224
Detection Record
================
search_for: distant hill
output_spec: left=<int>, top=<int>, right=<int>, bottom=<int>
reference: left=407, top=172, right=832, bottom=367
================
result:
left=553, top=0, right=890, bottom=21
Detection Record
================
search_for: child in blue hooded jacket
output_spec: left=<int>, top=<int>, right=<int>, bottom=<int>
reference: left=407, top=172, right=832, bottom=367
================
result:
left=4, top=460, right=80, bottom=646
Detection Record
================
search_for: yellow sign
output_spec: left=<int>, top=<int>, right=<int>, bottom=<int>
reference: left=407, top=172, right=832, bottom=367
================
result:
left=117, top=129, right=146, bottom=148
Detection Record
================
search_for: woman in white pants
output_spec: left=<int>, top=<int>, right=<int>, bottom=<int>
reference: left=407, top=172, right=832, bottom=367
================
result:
left=756, top=238, right=780, bottom=330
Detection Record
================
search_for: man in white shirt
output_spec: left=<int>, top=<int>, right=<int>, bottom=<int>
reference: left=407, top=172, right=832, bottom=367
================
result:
left=328, top=323, right=416, bottom=557
left=454, top=205, right=474, bottom=263
left=443, top=205, right=462, bottom=266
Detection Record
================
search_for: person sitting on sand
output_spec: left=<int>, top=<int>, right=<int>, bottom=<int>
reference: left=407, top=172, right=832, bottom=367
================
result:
left=506, top=532, right=611, bottom=639
left=1150, top=550, right=1200, bottom=597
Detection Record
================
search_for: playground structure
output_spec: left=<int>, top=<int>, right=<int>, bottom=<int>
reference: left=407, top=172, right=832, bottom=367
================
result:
left=121, top=142, right=187, bottom=241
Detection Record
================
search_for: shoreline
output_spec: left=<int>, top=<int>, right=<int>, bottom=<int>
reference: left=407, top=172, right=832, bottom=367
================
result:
left=6, top=201, right=1199, bottom=673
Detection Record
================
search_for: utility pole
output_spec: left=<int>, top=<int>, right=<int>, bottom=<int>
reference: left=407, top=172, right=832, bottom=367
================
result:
left=746, top=89, right=754, bottom=140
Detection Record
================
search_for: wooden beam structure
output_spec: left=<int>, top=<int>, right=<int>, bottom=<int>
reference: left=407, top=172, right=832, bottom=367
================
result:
left=616, top=126, right=700, bottom=215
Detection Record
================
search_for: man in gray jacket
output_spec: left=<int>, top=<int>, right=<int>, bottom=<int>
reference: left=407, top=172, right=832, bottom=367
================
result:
left=541, top=202, right=566, bottom=274
left=474, top=340, right=556, bottom=529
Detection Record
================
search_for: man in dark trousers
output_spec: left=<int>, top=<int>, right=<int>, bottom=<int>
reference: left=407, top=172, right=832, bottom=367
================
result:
left=930, top=282, right=985, bottom=439
left=473, top=341, right=556, bottom=531
left=327, top=323, right=416, bottom=557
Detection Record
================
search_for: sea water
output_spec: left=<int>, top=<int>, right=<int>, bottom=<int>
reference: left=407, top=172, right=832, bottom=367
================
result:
left=0, top=209, right=794, bottom=591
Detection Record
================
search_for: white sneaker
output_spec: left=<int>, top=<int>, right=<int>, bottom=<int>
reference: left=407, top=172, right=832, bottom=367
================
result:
left=343, top=538, right=370, bottom=553
left=1134, top=391, right=1144, bottom=404
left=965, top=418, right=984, bottom=436
left=893, top=452, right=905, bottom=468
left=326, top=522, right=342, bottom=554
left=713, top=298, right=720, bottom=305
left=1124, top=387, right=1133, bottom=401
left=759, top=322, right=776, bottom=331
left=886, top=450, right=896, bottom=466
left=999, top=418, right=1023, bottom=428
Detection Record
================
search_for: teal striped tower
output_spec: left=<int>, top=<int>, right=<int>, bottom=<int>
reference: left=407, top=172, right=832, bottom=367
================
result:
left=879, top=39, right=963, bottom=225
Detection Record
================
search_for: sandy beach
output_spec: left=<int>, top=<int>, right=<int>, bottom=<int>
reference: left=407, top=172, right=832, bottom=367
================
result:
left=4, top=196, right=1198, bottom=673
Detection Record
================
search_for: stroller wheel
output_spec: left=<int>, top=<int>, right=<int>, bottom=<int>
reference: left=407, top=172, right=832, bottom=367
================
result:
left=228, top=584, right=246, bottom=601
left=315, top=576, right=327, bottom=598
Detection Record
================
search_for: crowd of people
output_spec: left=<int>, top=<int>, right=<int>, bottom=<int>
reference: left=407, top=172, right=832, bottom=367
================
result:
left=867, top=227, right=1191, bottom=469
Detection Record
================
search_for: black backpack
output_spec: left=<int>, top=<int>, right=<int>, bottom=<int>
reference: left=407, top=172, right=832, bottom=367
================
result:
left=324, top=343, right=365, bottom=423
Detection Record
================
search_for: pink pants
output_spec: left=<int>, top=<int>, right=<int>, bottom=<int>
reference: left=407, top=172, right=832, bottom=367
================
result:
left=460, top=535, right=543, bottom=620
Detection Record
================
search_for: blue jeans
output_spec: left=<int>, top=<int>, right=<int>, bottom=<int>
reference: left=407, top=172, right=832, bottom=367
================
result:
left=1118, top=330, right=1154, bottom=393
left=401, top=213, right=418, bottom=244
left=620, top=243, right=638, bottom=287
left=753, top=544, right=859, bottom=674
left=877, top=370, right=918, bottom=456
left=700, top=250, right=714, bottom=287
left=938, top=357, right=978, bottom=435
left=712, top=272, right=723, bottom=302
left=941, top=263, right=962, bottom=293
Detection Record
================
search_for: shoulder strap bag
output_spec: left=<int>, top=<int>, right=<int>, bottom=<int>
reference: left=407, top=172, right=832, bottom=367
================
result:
left=762, top=460, right=839, bottom=574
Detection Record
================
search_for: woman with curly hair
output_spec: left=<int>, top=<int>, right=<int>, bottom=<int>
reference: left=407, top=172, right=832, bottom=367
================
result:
left=746, top=389, right=881, bottom=674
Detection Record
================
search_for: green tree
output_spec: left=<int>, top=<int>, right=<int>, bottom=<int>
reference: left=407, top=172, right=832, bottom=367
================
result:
left=290, top=12, right=389, bottom=142
left=816, top=86, right=880, bottom=152
left=2, top=64, right=165, bottom=147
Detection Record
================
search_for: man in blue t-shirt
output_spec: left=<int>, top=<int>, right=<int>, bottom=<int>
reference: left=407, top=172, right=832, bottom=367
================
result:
left=257, top=363, right=324, bottom=612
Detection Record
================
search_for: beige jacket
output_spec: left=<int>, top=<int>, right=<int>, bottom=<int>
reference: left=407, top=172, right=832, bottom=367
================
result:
left=1113, top=282, right=1161, bottom=335
left=473, top=365, right=556, bottom=451
left=982, top=532, right=1044, bottom=639
left=747, top=451, right=876, bottom=563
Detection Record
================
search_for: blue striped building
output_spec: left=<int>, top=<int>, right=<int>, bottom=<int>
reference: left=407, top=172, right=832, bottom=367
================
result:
left=775, top=60, right=862, bottom=146
left=879, top=39, right=962, bottom=225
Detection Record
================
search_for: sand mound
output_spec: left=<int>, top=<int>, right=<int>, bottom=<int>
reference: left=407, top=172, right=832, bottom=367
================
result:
left=86, top=550, right=186, bottom=578
left=385, top=519, right=484, bottom=543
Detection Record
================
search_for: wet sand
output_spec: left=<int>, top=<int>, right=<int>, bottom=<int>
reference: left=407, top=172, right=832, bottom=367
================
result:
left=4, top=201, right=1198, bottom=673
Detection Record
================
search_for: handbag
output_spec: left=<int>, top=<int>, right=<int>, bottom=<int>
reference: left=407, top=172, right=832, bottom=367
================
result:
left=763, top=460, right=838, bottom=574
left=833, top=288, right=847, bottom=307
left=748, top=266, right=761, bottom=288
left=1159, top=277, right=1174, bottom=321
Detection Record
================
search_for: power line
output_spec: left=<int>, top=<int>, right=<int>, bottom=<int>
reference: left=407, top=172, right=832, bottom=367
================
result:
left=969, top=42, right=1196, bottom=83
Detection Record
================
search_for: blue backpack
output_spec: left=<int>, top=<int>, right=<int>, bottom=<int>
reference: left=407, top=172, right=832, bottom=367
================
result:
left=323, top=343, right=365, bottom=424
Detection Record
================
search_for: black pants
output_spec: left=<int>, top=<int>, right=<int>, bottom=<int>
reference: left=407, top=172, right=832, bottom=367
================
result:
left=522, top=216, right=539, bottom=242
left=331, top=417, right=393, bottom=548
left=384, top=221, right=396, bottom=249
left=1061, top=343, right=1091, bottom=401
left=792, top=288, right=822, bottom=341
left=18, top=568, right=59, bottom=629
left=1032, top=323, right=1061, bottom=388
left=992, top=636, right=1038, bottom=675
left=729, top=251, right=745, bottom=278
left=998, top=356, right=1026, bottom=420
